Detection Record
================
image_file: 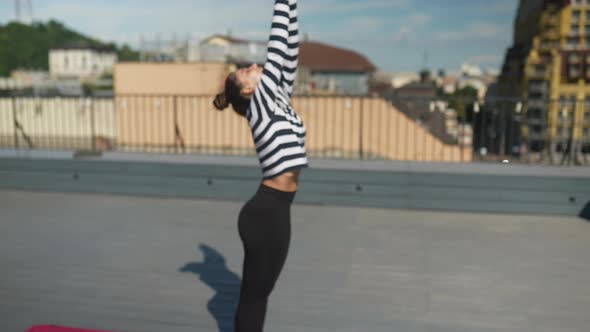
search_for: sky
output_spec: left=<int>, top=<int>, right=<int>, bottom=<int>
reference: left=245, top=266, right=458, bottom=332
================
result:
left=0, top=0, right=519, bottom=73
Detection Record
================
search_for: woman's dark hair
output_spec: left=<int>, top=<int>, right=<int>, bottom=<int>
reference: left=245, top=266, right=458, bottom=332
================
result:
left=213, top=72, right=251, bottom=117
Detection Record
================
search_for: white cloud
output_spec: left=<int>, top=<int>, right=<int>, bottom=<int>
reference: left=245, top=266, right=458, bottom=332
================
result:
left=390, top=13, right=432, bottom=45
left=349, top=16, right=386, bottom=32
left=301, top=0, right=409, bottom=14
left=405, top=13, right=432, bottom=26
left=393, top=26, right=412, bottom=43
left=434, top=22, right=508, bottom=43
left=467, top=55, right=503, bottom=65
left=34, top=0, right=270, bottom=45
left=489, top=0, right=518, bottom=13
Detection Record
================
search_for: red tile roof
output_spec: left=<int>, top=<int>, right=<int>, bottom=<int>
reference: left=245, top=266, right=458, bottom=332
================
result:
left=300, top=41, right=376, bottom=73
left=202, top=35, right=376, bottom=73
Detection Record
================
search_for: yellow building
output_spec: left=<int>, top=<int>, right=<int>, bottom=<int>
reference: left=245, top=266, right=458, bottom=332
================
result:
left=499, top=0, right=590, bottom=157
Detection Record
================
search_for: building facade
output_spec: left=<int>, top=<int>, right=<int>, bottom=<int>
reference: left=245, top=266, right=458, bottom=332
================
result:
left=498, top=0, right=590, bottom=156
left=196, top=35, right=376, bottom=96
left=50, top=45, right=117, bottom=79
left=194, top=35, right=266, bottom=65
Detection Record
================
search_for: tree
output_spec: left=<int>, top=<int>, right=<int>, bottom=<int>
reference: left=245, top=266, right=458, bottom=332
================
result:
left=117, top=44, right=140, bottom=62
left=448, top=85, right=478, bottom=121
left=0, top=20, right=140, bottom=76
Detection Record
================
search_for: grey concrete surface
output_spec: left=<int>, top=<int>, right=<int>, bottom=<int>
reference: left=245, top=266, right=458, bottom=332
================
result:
left=1, top=154, right=589, bottom=217
left=1, top=190, right=590, bottom=331
left=2, top=148, right=589, bottom=178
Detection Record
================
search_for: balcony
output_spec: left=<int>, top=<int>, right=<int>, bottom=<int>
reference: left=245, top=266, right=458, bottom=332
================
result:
left=546, top=14, right=559, bottom=25
left=571, top=12, right=581, bottom=24
left=528, top=69, right=547, bottom=79
left=544, top=28, right=559, bottom=39
left=527, top=99, right=548, bottom=109
left=527, top=117, right=546, bottom=126
left=528, top=130, right=547, bottom=140
left=539, top=41, right=558, bottom=51
left=569, top=68, right=582, bottom=79
left=569, top=54, right=582, bottom=64
left=569, top=29, right=581, bottom=37
left=557, top=117, right=573, bottom=126
left=528, top=82, right=548, bottom=94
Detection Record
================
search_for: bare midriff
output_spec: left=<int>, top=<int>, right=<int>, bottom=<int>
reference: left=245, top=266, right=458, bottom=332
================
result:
left=261, top=169, right=301, bottom=193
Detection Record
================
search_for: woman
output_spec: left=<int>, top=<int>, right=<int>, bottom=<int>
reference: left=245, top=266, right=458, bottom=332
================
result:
left=212, top=0, right=307, bottom=331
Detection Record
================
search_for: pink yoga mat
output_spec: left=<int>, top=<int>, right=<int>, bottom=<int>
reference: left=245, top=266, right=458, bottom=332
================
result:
left=27, top=325, right=116, bottom=332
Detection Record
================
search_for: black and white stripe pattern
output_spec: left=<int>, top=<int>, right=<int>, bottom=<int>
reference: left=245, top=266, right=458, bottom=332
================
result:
left=247, top=0, right=309, bottom=179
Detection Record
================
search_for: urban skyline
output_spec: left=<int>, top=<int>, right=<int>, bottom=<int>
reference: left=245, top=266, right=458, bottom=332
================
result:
left=0, top=0, right=517, bottom=72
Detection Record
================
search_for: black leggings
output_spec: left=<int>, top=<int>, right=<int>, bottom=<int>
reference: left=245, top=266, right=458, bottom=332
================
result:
left=234, top=183, right=294, bottom=332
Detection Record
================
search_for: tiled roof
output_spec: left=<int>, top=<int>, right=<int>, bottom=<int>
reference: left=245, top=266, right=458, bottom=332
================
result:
left=300, top=41, right=376, bottom=73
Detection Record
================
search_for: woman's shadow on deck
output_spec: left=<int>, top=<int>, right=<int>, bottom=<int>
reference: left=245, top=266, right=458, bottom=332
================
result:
left=179, top=244, right=241, bottom=332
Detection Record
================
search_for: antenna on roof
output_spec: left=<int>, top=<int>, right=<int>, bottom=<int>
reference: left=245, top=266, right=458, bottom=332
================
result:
left=14, top=0, right=33, bottom=24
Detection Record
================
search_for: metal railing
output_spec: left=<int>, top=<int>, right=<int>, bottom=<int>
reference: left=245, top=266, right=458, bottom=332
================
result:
left=0, top=95, right=589, bottom=166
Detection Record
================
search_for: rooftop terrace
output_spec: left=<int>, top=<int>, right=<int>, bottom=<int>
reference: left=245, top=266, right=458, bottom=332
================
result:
left=1, top=188, right=589, bottom=332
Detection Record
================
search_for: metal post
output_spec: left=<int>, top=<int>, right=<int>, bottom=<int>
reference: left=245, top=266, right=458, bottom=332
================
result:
left=11, top=97, right=19, bottom=149
left=545, top=100, right=554, bottom=165
left=359, top=97, right=364, bottom=160
left=173, top=96, right=178, bottom=153
left=471, top=101, right=478, bottom=162
left=90, top=98, right=96, bottom=151
left=561, top=99, right=575, bottom=166
left=507, top=103, right=514, bottom=159
left=480, top=104, right=486, bottom=160
left=571, top=98, right=579, bottom=165
left=459, top=116, right=464, bottom=163
left=499, top=102, right=506, bottom=158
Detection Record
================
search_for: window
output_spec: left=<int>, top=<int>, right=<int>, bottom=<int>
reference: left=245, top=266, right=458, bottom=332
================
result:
left=584, top=128, right=589, bottom=137
left=573, top=0, right=582, bottom=5
left=532, top=125, right=543, bottom=133
left=541, top=40, right=558, bottom=49
left=567, top=37, right=580, bottom=49
left=560, top=111, right=569, bottom=119
left=570, top=67, right=580, bottom=77
left=573, top=10, right=581, bottom=21
left=559, top=95, right=567, bottom=108
left=557, top=127, right=564, bottom=137
left=585, top=25, right=590, bottom=34
left=528, top=108, right=543, bottom=119
left=570, top=96, right=577, bottom=108
left=571, top=24, right=580, bottom=34
left=585, top=97, right=590, bottom=110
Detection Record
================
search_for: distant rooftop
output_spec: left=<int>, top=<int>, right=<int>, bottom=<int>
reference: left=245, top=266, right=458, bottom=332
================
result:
left=51, top=41, right=116, bottom=53
left=201, top=34, right=376, bottom=73
left=200, top=34, right=265, bottom=45
left=300, top=41, right=376, bottom=73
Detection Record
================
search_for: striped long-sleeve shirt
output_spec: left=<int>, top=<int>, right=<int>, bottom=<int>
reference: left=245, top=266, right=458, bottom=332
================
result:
left=247, top=0, right=309, bottom=180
